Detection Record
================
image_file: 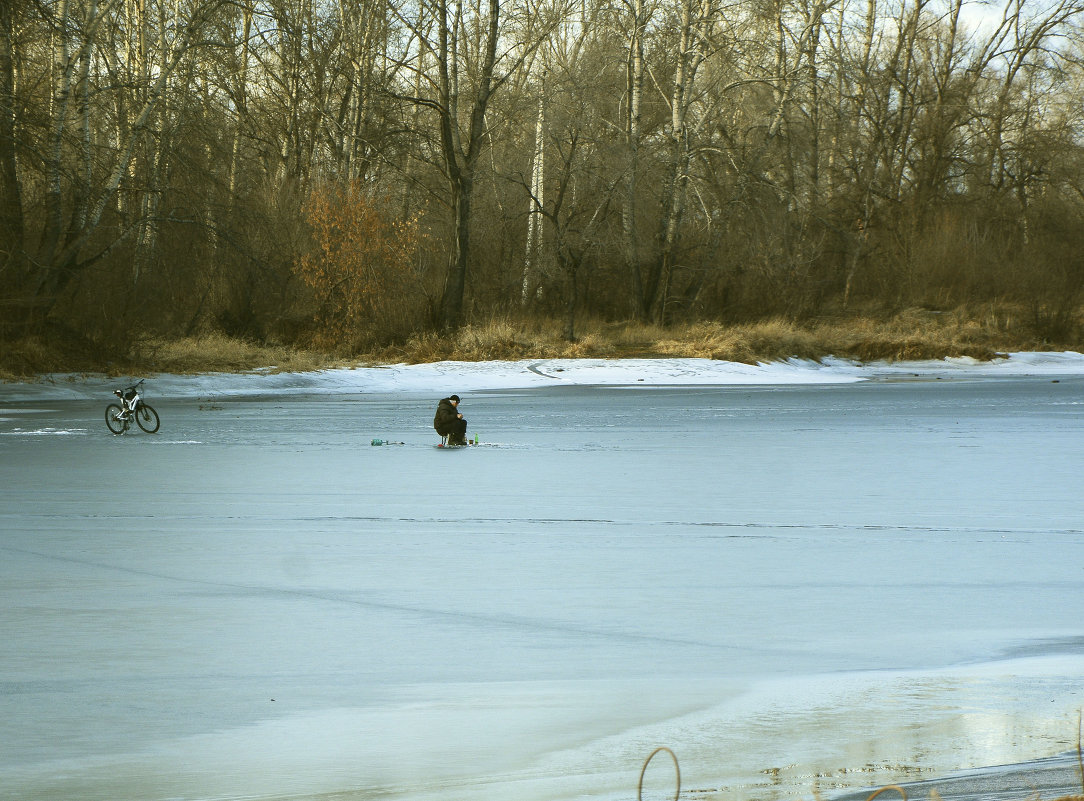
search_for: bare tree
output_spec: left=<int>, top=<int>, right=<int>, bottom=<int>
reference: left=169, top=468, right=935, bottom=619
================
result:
left=513, top=0, right=623, bottom=334
left=644, top=0, right=715, bottom=324
left=394, top=0, right=563, bottom=330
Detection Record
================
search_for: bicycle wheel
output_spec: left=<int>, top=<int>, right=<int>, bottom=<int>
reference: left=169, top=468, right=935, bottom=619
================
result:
left=136, top=403, right=160, bottom=433
left=105, top=404, right=127, bottom=434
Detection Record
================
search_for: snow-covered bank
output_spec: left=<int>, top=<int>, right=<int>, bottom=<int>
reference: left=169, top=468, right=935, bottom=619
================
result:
left=4, top=351, right=1083, bottom=401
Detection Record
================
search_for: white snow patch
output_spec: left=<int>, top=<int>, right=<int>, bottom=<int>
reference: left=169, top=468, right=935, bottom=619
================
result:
left=3, top=352, right=1081, bottom=401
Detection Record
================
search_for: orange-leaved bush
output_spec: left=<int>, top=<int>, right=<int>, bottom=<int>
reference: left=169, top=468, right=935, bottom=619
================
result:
left=296, top=181, right=423, bottom=347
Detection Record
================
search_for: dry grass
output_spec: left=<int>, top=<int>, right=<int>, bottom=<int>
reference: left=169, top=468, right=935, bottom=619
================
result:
left=136, top=334, right=331, bottom=374
left=376, top=308, right=1043, bottom=366
left=0, top=335, right=74, bottom=379
left=0, top=333, right=333, bottom=380
left=0, top=305, right=1078, bottom=378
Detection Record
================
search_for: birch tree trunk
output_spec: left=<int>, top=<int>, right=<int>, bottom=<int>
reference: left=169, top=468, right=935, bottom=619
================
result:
left=229, top=0, right=253, bottom=200
left=0, top=0, right=24, bottom=279
left=521, top=93, right=545, bottom=304
left=622, top=0, right=647, bottom=316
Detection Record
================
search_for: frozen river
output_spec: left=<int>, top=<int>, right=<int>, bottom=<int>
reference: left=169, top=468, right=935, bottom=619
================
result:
left=2, top=357, right=1083, bottom=801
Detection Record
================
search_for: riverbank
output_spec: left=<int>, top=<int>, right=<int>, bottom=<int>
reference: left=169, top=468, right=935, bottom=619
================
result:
left=2, top=307, right=1079, bottom=379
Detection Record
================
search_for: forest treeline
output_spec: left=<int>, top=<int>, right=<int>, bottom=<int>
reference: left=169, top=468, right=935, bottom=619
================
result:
left=1, top=0, right=1083, bottom=357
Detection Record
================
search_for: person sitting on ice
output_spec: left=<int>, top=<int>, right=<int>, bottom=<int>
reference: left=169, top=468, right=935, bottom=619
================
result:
left=433, top=394, right=469, bottom=445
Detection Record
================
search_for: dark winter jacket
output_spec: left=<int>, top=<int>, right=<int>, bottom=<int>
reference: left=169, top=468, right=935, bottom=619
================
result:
left=433, top=398, right=461, bottom=434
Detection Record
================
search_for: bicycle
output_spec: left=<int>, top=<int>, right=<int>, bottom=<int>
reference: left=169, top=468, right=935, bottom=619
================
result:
left=105, top=379, right=160, bottom=434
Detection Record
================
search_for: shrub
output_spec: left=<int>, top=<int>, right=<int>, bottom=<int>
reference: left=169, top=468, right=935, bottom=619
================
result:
left=296, top=181, right=425, bottom=350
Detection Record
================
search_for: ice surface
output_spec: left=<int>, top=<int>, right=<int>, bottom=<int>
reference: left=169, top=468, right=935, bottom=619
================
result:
left=2, top=355, right=1083, bottom=801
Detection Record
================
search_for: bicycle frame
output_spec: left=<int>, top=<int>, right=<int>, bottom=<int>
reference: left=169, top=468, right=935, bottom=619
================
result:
left=114, top=381, right=143, bottom=415
left=106, top=379, right=160, bottom=435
